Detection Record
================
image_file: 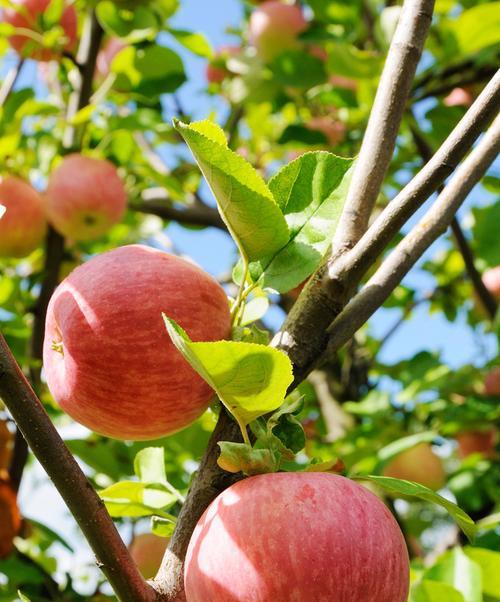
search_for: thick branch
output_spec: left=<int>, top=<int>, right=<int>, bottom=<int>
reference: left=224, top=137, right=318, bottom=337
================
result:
left=131, top=198, right=226, bottom=231
left=0, top=335, right=157, bottom=602
left=0, top=59, right=24, bottom=107
left=333, top=0, right=434, bottom=249
left=323, top=115, right=500, bottom=361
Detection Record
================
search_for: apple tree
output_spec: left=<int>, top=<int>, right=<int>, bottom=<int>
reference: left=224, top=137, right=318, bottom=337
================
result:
left=0, top=0, right=499, bottom=600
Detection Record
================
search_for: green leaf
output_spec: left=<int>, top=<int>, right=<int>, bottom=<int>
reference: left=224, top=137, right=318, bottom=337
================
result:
left=151, top=515, right=177, bottom=538
left=163, top=315, right=293, bottom=426
left=447, top=2, right=500, bottom=55
left=472, top=201, right=500, bottom=268
left=477, top=513, right=500, bottom=532
left=326, top=42, right=382, bottom=79
left=96, top=1, right=158, bottom=41
left=43, top=0, right=64, bottom=28
left=99, top=481, right=177, bottom=517
left=375, top=431, right=437, bottom=472
left=270, top=50, right=327, bottom=88
left=254, top=151, right=354, bottom=293
left=465, top=547, right=500, bottom=600
left=425, top=547, right=482, bottom=602
left=240, top=295, right=269, bottom=326
left=17, top=592, right=32, bottom=602
left=355, top=476, right=476, bottom=542
left=411, top=580, right=465, bottom=602
left=168, top=28, right=213, bottom=58
left=134, top=447, right=167, bottom=484
left=217, top=441, right=280, bottom=475
left=173, top=119, right=289, bottom=262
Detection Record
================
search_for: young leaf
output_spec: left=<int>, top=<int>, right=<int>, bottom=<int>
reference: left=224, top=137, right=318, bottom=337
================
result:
left=464, top=547, right=500, bottom=600
left=151, top=515, right=177, bottom=538
left=355, top=475, right=476, bottom=542
left=173, top=119, right=289, bottom=262
left=217, top=441, right=280, bottom=475
left=163, top=315, right=293, bottom=426
left=410, top=580, right=465, bottom=602
left=99, top=481, right=177, bottom=518
left=168, top=28, right=213, bottom=58
left=134, top=447, right=167, bottom=484
left=254, top=152, right=354, bottom=293
left=425, top=547, right=482, bottom=602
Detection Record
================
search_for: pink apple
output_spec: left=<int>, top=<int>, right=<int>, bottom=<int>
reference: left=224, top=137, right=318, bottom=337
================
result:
left=185, top=473, right=409, bottom=602
left=484, top=367, right=500, bottom=396
left=45, top=154, right=127, bottom=241
left=383, top=443, right=445, bottom=490
left=3, top=0, right=77, bottom=61
left=43, top=244, right=231, bottom=440
left=249, top=1, right=308, bottom=61
left=482, top=266, right=500, bottom=301
left=456, top=429, right=496, bottom=459
left=96, top=38, right=127, bottom=80
left=306, top=116, right=346, bottom=146
left=129, top=533, right=169, bottom=579
left=444, top=87, right=474, bottom=107
left=0, top=176, right=46, bottom=258
left=206, top=45, right=240, bottom=84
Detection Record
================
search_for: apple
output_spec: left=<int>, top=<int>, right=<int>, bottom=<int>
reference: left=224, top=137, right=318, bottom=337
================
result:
left=0, top=176, right=47, bottom=258
left=206, top=46, right=240, bottom=84
left=382, top=443, right=445, bottom=490
left=43, top=244, right=231, bottom=440
left=95, top=38, right=127, bottom=81
left=306, top=116, right=346, bottom=146
left=45, top=154, right=127, bottom=241
left=249, top=1, right=308, bottom=61
left=0, top=478, right=21, bottom=559
left=456, top=429, right=496, bottom=459
left=444, top=87, right=474, bottom=107
left=185, top=472, right=409, bottom=602
left=329, top=73, right=358, bottom=91
left=129, top=533, right=169, bottom=579
left=482, top=266, right=500, bottom=301
left=3, top=0, right=77, bottom=62
left=484, top=367, right=500, bottom=396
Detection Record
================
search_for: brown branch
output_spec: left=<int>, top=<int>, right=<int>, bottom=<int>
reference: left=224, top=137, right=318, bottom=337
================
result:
left=131, top=198, right=227, bottom=231
left=0, top=334, right=158, bottom=601
left=332, top=0, right=434, bottom=250
left=322, top=115, right=500, bottom=363
left=0, top=59, right=24, bottom=107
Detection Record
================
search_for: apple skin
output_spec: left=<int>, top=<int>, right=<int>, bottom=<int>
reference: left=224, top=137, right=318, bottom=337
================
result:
left=444, top=87, right=473, bottom=107
left=4, top=0, right=77, bottom=61
left=306, top=116, right=346, bottom=146
left=206, top=46, right=240, bottom=84
left=129, top=533, right=169, bottom=579
left=45, top=154, right=127, bottom=241
left=249, top=1, right=308, bottom=61
left=382, top=443, right=445, bottom=490
left=456, top=429, right=496, bottom=459
left=96, top=38, right=127, bottom=80
left=184, top=472, right=409, bottom=602
left=0, top=479, right=21, bottom=559
left=484, top=366, right=500, bottom=396
left=482, top=266, right=500, bottom=301
left=0, top=176, right=47, bottom=258
left=43, top=244, right=231, bottom=440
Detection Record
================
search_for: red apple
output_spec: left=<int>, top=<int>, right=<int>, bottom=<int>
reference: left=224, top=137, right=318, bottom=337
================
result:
left=0, top=478, right=21, bottom=559
left=249, top=1, right=308, bottom=61
left=206, top=45, right=240, bottom=84
left=306, top=116, right=346, bottom=146
left=96, top=37, right=127, bottom=80
left=45, top=154, right=127, bottom=241
left=3, top=0, right=77, bottom=62
left=0, top=176, right=47, bottom=258
left=382, top=443, right=445, bottom=490
left=482, top=266, right=500, bottom=301
left=444, top=87, right=474, bottom=107
left=129, top=533, right=169, bottom=579
left=456, top=429, right=496, bottom=459
left=185, top=473, right=409, bottom=602
left=484, top=367, right=500, bottom=396
left=43, top=244, right=231, bottom=440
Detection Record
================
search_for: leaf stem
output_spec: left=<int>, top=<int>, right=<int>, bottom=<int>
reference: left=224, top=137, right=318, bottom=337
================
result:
left=231, top=261, right=249, bottom=326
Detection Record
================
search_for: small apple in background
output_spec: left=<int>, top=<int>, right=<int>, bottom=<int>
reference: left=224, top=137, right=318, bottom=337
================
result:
left=249, top=1, right=308, bottom=61
left=206, top=45, right=240, bottom=84
left=0, top=176, right=47, bottom=258
left=0, top=478, right=21, bottom=559
left=484, top=366, right=500, bottom=396
left=129, top=533, right=169, bottom=579
left=482, top=266, right=500, bottom=300
left=3, top=0, right=77, bottom=61
left=45, top=154, right=127, bottom=241
left=306, top=116, right=346, bottom=146
left=456, top=428, right=496, bottom=459
left=382, top=442, right=445, bottom=490
left=444, top=87, right=474, bottom=107
left=43, top=244, right=231, bottom=440
left=185, top=473, right=409, bottom=602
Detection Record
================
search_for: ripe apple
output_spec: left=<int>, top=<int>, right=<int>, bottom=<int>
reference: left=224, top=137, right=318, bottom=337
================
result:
left=382, top=443, right=445, bottom=490
left=0, top=176, right=47, bottom=258
left=43, top=244, right=231, bottom=440
left=129, top=533, right=169, bottom=579
left=95, top=37, right=127, bottom=80
left=185, top=473, right=409, bottom=602
left=45, top=154, right=127, bottom=241
left=3, top=0, right=77, bottom=61
left=456, top=429, right=496, bottom=459
left=484, top=367, right=500, bottom=396
left=249, top=1, right=308, bottom=61
left=206, top=46, right=240, bottom=84
left=0, top=478, right=21, bottom=559
left=482, top=266, right=500, bottom=301
left=444, top=87, right=474, bottom=107
left=306, top=116, right=346, bottom=146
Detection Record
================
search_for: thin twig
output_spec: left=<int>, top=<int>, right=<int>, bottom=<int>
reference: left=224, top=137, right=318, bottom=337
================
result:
left=0, top=59, right=24, bottom=107
left=134, top=132, right=170, bottom=176
left=323, top=115, right=500, bottom=363
left=0, top=335, right=158, bottom=602
left=132, top=198, right=226, bottom=231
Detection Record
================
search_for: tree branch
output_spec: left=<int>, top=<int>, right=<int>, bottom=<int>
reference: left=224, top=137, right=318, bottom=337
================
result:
left=322, top=114, right=500, bottom=362
left=0, top=335, right=158, bottom=601
left=131, top=198, right=227, bottom=231
left=332, top=0, right=434, bottom=250
left=0, top=59, right=24, bottom=107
